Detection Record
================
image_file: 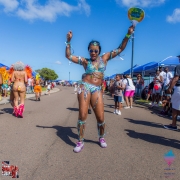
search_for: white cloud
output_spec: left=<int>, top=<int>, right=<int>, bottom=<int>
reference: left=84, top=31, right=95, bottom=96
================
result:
left=78, top=0, right=90, bottom=16
left=55, top=61, right=61, bottom=65
left=115, top=0, right=165, bottom=7
left=0, top=0, right=90, bottom=22
left=167, top=8, right=180, bottom=23
left=0, top=0, right=19, bottom=12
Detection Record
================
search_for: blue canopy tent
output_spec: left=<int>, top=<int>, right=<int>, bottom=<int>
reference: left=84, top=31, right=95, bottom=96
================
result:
left=133, top=61, right=157, bottom=76
left=144, top=56, right=179, bottom=75
left=123, top=64, right=140, bottom=75
left=109, top=74, right=117, bottom=79
left=0, top=63, right=10, bottom=70
left=32, top=71, right=37, bottom=77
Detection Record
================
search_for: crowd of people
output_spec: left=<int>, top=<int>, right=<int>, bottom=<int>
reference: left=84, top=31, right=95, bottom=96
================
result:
left=104, top=64, right=180, bottom=131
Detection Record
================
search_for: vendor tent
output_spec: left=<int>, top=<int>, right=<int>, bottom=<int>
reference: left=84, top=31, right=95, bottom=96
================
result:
left=144, top=56, right=179, bottom=74
left=123, top=64, right=140, bottom=75
left=0, top=63, right=9, bottom=70
left=133, top=61, right=157, bottom=75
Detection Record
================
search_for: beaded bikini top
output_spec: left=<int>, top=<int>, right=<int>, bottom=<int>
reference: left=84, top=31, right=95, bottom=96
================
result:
left=85, top=57, right=106, bottom=74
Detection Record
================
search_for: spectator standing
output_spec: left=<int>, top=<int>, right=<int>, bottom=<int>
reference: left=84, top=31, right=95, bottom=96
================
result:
left=123, top=75, right=135, bottom=109
left=47, top=83, right=51, bottom=95
left=113, top=74, right=125, bottom=115
left=31, top=77, right=35, bottom=93
left=27, top=77, right=32, bottom=94
left=74, top=83, right=77, bottom=94
left=164, top=57, right=180, bottom=131
left=159, top=66, right=166, bottom=104
left=146, top=81, right=154, bottom=101
left=151, top=69, right=163, bottom=107
left=135, top=74, right=144, bottom=98
left=164, top=67, right=173, bottom=88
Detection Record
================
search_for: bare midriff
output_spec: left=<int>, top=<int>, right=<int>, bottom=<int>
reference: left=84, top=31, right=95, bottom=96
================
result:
left=83, top=72, right=103, bottom=86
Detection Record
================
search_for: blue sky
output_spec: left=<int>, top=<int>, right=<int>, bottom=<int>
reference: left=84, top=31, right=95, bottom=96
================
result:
left=0, top=0, right=179, bottom=80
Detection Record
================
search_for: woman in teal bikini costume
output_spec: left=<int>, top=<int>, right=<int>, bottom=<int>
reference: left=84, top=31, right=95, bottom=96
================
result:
left=65, top=25, right=134, bottom=153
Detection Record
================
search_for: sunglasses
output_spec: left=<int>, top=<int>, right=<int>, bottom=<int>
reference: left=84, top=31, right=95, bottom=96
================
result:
left=89, top=49, right=99, bottom=54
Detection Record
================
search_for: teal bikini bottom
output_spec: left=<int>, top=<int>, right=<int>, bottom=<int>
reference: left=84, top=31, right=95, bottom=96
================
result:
left=78, top=81, right=101, bottom=109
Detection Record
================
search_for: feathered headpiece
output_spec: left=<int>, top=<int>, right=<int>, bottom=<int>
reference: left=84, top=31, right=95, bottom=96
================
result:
left=0, top=67, right=9, bottom=84
left=9, top=62, right=33, bottom=79
left=36, top=73, right=41, bottom=80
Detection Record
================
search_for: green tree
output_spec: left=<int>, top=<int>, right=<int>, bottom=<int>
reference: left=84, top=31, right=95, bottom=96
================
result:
left=36, top=68, right=58, bottom=81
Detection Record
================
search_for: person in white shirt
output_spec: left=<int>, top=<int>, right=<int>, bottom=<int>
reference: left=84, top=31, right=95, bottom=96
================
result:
left=46, top=83, right=51, bottom=95
left=123, top=75, right=135, bottom=109
left=159, top=66, right=166, bottom=104
left=164, top=67, right=173, bottom=87
left=27, top=78, right=32, bottom=94
left=151, top=69, right=163, bottom=107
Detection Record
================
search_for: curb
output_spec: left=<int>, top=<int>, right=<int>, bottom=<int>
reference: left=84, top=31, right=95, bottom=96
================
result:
left=0, top=88, right=60, bottom=105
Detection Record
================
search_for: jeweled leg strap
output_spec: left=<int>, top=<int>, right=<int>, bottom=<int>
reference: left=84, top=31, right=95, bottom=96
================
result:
left=92, top=90, right=100, bottom=109
left=97, top=121, right=105, bottom=138
left=77, top=120, right=86, bottom=141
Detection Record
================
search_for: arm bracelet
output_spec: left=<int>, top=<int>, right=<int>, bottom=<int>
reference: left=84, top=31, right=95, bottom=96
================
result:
left=78, top=56, right=83, bottom=65
left=125, top=34, right=131, bottom=39
left=65, top=41, right=71, bottom=47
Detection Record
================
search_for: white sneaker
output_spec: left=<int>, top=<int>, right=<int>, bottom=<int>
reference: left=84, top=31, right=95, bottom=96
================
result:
left=117, top=110, right=121, bottom=115
left=73, top=141, right=84, bottom=153
left=124, top=106, right=130, bottom=109
left=149, top=102, right=152, bottom=105
left=99, top=138, right=107, bottom=148
left=113, top=109, right=118, bottom=114
left=151, top=103, right=155, bottom=107
left=130, top=106, right=133, bottom=108
left=159, top=101, right=162, bottom=105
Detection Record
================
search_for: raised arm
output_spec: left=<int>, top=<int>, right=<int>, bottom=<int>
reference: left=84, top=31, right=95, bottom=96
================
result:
left=102, top=25, right=135, bottom=62
left=65, top=31, right=86, bottom=65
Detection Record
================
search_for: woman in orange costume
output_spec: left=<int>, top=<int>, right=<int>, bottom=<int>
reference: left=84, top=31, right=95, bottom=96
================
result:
left=34, top=74, right=42, bottom=101
left=10, top=62, right=32, bottom=118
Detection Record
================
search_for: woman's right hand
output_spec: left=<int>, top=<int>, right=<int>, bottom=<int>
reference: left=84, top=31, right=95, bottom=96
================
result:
left=66, top=31, right=73, bottom=42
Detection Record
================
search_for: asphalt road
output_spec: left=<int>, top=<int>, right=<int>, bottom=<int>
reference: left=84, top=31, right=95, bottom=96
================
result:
left=0, top=86, right=179, bottom=180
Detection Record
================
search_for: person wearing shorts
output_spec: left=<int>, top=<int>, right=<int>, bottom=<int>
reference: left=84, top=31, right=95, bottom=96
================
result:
left=113, top=74, right=125, bottom=115
left=123, top=75, right=135, bottom=109
left=47, top=83, right=51, bottom=95
left=151, top=69, right=163, bottom=107
left=146, top=81, right=154, bottom=101
left=164, top=60, right=180, bottom=131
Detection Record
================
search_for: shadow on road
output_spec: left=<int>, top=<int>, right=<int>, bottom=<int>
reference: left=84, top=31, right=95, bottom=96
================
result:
left=124, top=118, right=164, bottom=129
left=28, top=98, right=38, bottom=101
left=67, top=107, right=79, bottom=111
left=104, top=104, right=114, bottom=109
left=1, top=108, right=13, bottom=114
left=36, top=125, right=98, bottom=147
left=125, top=129, right=180, bottom=149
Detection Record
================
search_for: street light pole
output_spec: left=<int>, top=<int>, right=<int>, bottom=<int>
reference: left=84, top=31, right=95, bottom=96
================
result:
left=131, top=31, right=135, bottom=78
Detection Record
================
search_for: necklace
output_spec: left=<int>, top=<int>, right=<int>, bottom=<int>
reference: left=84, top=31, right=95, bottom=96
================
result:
left=91, top=57, right=99, bottom=70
